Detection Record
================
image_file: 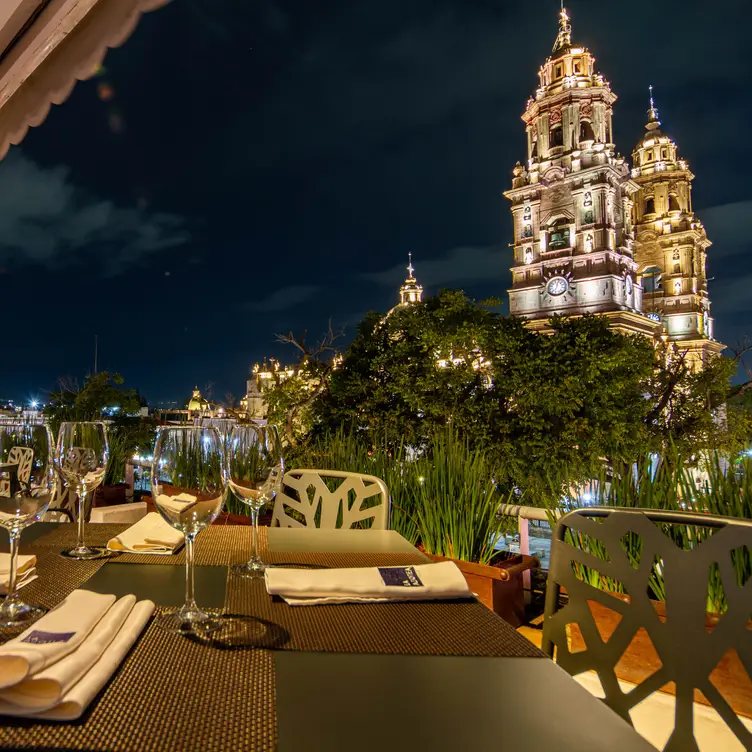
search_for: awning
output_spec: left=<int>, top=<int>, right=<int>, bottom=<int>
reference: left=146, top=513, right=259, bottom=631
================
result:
left=0, top=0, right=170, bottom=161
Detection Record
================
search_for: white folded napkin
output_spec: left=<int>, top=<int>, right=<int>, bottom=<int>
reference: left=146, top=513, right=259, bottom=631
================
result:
left=107, top=512, right=184, bottom=555
left=0, top=594, right=154, bottom=718
left=155, top=492, right=198, bottom=515
left=0, top=590, right=116, bottom=689
left=30, top=599, right=154, bottom=721
left=0, top=567, right=37, bottom=596
left=0, top=554, right=35, bottom=577
left=265, top=561, right=473, bottom=605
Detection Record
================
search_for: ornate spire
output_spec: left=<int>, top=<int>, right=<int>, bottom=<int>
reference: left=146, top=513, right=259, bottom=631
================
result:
left=552, top=5, right=572, bottom=54
left=647, top=85, right=660, bottom=124
left=407, top=251, right=415, bottom=279
left=399, top=253, right=423, bottom=306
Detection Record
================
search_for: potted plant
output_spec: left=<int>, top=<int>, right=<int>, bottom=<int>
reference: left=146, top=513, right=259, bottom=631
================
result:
left=411, top=430, right=538, bottom=627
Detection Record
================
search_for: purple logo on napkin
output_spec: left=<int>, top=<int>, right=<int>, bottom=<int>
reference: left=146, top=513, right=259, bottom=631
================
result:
left=378, top=566, right=424, bottom=587
left=21, top=630, right=75, bottom=645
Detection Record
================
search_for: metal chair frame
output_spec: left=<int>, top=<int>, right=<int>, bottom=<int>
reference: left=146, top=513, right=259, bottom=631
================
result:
left=542, top=506, right=752, bottom=752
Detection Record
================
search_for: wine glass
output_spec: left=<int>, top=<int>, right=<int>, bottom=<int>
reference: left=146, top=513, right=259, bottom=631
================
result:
left=152, top=427, right=226, bottom=632
left=227, top=424, right=284, bottom=578
left=56, top=422, right=110, bottom=560
left=0, top=423, right=55, bottom=625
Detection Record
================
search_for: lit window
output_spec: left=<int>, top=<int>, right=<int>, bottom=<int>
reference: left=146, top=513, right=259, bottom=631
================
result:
left=642, top=266, right=662, bottom=293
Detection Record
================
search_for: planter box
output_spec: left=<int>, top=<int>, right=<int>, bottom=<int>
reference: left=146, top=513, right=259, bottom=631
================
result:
left=567, top=593, right=752, bottom=719
left=92, top=483, right=128, bottom=508
left=422, top=550, right=539, bottom=627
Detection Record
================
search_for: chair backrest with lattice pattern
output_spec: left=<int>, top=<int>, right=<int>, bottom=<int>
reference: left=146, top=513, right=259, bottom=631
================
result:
left=542, top=507, right=752, bottom=752
left=272, top=469, right=390, bottom=530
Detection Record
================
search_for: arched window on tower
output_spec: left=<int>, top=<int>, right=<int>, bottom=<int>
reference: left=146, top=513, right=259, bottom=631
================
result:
left=550, top=124, right=563, bottom=148
left=531, top=138, right=538, bottom=159
left=644, top=197, right=655, bottom=215
left=642, top=266, right=662, bottom=293
left=549, top=218, right=570, bottom=250
left=579, top=120, right=595, bottom=143
left=668, top=193, right=680, bottom=212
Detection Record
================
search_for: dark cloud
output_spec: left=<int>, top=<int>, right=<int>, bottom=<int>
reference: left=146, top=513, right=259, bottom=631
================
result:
left=0, top=152, right=189, bottom=275
left=365, top=246, right=505, bottom=288
left=244, top=284, right=322, bottom=312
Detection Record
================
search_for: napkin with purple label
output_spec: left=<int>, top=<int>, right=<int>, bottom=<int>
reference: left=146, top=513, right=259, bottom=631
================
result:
left=0, top=589, right=154, bottom=720
left=265, top=561, right=472, bottom=605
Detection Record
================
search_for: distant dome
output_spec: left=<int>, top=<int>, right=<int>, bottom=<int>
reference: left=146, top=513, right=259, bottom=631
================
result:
left=187, top=386, right=208, bottom=412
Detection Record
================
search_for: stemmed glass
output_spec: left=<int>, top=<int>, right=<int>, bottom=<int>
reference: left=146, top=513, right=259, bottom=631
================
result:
left=0, top=423, right=55, bottom=625
left=152, top=427, right=226, bottom=632
left=227, top=424, right=284, bottom=578
left=56, top=422, right=111, bottom=560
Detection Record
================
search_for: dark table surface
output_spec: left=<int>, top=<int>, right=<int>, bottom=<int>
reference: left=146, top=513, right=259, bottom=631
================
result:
left=275, top=652, right=655, bottom=752
left=0, top=523, right=654, bottom=751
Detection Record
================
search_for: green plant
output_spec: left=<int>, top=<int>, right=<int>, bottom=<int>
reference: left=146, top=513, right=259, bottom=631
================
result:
left=550, top=452, right=752, bottom=614
left=412, top=429, right=513, bottom=565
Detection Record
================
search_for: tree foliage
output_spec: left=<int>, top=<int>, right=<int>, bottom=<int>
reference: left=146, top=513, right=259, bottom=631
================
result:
left=268, top=290, right=748, bottom=504
left=45, top=372, right=155, bottom=485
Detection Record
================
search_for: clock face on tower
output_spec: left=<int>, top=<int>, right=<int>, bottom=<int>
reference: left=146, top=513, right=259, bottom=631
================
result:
left=547, top=277, right=568, bottom=296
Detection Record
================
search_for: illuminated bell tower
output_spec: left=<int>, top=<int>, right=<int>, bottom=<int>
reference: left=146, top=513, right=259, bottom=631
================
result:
left=632, top=90, right=724, bottom=367
left=503, top=7, right=656, bottom=337
left=399, top=253, right=423, bottom=306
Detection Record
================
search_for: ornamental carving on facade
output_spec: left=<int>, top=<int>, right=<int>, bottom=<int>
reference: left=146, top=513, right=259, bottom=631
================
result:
left=579, top=102, right=592, bottom=119
left=549, top=108, right=562, bottom=124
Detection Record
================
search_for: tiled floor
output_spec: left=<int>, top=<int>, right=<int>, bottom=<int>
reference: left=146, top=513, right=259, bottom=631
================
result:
left=516, top=623, right=752, bottom=751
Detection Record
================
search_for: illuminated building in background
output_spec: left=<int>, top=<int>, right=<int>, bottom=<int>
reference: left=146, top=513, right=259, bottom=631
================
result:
left=385, top=254, right=424, bottom=319
left=631, top=90, right=724, bottom=368
left=503, top=7, right=722, bottom=363
left=241, top=360, right=296, bottom=420
left=504, top=7, right=655, bottom=337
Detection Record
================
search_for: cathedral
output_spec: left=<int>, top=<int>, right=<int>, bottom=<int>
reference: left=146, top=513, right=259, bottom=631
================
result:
left=504, top=7, right=723, bottom=368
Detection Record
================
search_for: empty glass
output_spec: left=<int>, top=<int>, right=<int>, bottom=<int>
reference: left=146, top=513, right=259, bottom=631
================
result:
left=227, top=424, right=284, bottom=578
left=0, top=423, right=55, bottom=625
left=152, top=427, right=226, bottom=632
left=56, top=422, right=110, bottom=560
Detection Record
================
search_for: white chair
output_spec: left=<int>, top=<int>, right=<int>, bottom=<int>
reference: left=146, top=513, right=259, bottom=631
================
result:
left=272, top=469, right=390, bottom=529
left=0, top=446, right=34, bottom=497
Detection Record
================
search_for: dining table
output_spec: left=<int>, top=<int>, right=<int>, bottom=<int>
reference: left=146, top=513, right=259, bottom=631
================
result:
left=0, top=522, right=655, bottom=751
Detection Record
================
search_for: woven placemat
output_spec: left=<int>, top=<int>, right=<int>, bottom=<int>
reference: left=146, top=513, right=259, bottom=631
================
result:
left=30, top=524, right=254, bottom=567
left=0, top=608, right=276, bottom=752
left=224, top=568, right=544, bottom=659
left=0, top=552, right=106, bottom=642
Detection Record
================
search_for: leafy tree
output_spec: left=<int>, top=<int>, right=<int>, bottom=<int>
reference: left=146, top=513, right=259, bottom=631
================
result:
left=263, top=326, right=343, bottom=445
left=45, top=372, right=141, bottom=434
left=274, top=290, right=745, bottom=504
left=45, top=372, right=155, bottom=485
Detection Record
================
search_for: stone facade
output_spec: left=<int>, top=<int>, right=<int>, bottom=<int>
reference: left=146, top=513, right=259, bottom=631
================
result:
left=504, top=7, right=721, bottom=357
left=631, top=92, right=724, bottom=367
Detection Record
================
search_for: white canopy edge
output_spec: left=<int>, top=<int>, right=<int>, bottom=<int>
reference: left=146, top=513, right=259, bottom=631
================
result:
left=0, top=0, right=170, bottom=161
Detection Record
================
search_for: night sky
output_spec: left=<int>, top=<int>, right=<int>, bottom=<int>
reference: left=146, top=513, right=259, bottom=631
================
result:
left=1, top=0, right=750, bottom=405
